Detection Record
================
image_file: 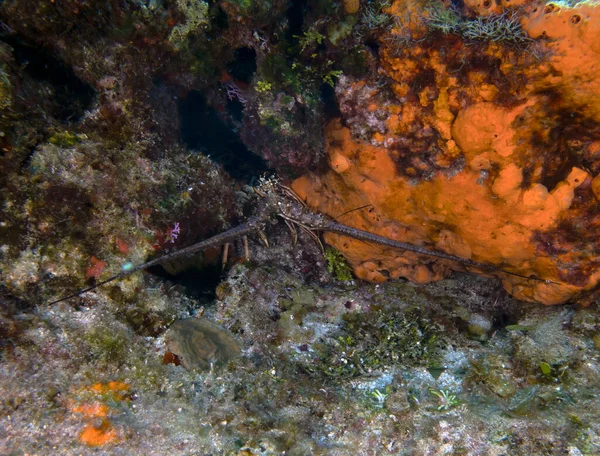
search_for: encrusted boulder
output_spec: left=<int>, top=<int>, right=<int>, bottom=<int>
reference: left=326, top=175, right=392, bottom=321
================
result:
left=293, top=1, right=600, bottom=305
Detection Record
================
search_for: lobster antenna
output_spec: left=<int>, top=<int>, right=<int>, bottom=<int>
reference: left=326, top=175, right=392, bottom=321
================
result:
left=49, top=218, right=262, bottom=305
left=333, top=204, right=373, bottom=221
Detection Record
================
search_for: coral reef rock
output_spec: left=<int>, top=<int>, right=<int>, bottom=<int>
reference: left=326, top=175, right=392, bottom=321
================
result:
left=165, top=318, right=241, bottom=370
left=292, top=0, right=600, bottom=305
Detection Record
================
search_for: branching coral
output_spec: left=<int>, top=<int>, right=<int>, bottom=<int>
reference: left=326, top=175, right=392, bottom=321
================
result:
left=361, top=0, right=393, bottom=30
left=426, top=3, right=532, bottom=44
left=425, top=2, right=462, bottom=34
left=460, top=12, right=532, bottom=43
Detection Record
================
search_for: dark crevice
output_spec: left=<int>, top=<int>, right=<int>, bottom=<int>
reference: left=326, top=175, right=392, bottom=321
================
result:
left=18, top=145, right=39, bottom=170
left=539, top=143, right=576, bottom=191
left=211, top=7, right=229, bottom=34
left=227, top=47, right=257, bottom=84
left=227, top=98, right=245, bottom=122
left=147, top=263, right=222, bottom=302
left=320, top=82, right=340, bottom=118
left=285, top=0, right=307, bottom=46
left=0, top=36, right=96, bottom=121
left=411, top=69, right=436, bottom=93
left=364, top=39, right=380, bottom=58
left=178, top=90, right=270, bottom=182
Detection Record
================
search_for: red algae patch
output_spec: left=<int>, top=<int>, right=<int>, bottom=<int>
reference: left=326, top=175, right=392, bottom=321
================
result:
left=85, top=256, right=107, bottom=280
left=162, top=350, right=182, bottom=366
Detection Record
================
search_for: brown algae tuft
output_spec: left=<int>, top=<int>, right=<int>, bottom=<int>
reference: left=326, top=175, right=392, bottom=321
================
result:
left=165, top=318, right=241, bottom=371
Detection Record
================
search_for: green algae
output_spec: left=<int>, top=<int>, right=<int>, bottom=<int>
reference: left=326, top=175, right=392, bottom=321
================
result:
left=305, top=306, right=445, bottom=381
left=85, top=326, right=129, bottom=365
left=505, top=324, right=535, bottom=331
left=324, top=247, right=354, bottom=282
left=48, top=131, right=83, bottom=148
left=539, top=361, right=552, bottom=375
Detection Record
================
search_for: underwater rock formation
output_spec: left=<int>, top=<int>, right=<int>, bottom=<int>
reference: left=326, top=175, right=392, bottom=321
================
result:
left=292, top=0, right=600, bottom=305
left=165, top=318, right=241, bottom=370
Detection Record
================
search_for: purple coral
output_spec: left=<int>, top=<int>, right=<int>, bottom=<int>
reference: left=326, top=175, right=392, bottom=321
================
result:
left=170, top=222, right=181, bottom=243
left=224, top=82, right=247, bottom=106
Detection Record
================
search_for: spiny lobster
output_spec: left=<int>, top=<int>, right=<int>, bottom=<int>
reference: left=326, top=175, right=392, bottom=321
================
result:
left=49, top=177, right=552, bottom=305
